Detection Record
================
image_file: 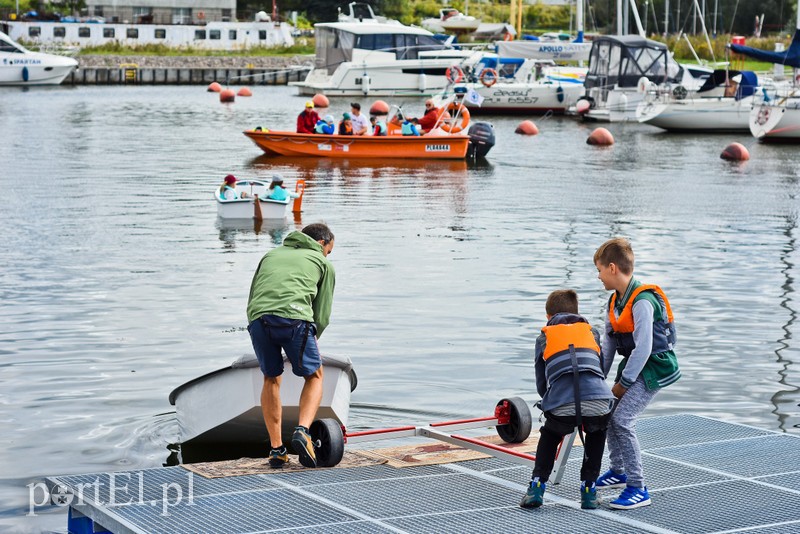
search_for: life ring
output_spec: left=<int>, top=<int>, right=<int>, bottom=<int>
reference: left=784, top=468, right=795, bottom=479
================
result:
left=479, top=68, right=498, bottom=87
left=504, top=32, right=513, bottom=42
left=440, top=102, right=471, bottom=133
left=445, top=65, right=464, bottom=84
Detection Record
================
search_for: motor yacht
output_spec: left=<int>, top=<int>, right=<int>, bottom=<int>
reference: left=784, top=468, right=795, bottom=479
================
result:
left=0, top=30, right=77, bottom=85
left=289, top=3, right=484, bottom=96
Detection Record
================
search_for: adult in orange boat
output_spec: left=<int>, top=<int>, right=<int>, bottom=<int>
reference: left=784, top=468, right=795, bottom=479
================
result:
left=416, top=99, right=441, bottom=134
left=296, top=101, right=320, bottom=134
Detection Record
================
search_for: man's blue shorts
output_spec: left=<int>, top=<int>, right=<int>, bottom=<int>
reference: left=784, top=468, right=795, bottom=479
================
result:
left=247, top=314, right=322, bottom=378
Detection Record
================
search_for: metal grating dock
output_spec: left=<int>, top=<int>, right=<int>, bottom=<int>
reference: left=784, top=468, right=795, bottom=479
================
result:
left=47, top=414, right=800, bottom=533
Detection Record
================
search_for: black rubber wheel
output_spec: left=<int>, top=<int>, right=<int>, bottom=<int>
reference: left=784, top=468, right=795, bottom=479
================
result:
left=495, top=397, right=532, bottom=443
left=310, top=418, right=344, bottom=467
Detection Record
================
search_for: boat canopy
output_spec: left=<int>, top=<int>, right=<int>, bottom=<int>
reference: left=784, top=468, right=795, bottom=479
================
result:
left=314, top=24, right=448, bottom=72
left=584, top=35, right=681, bottom=89
left=730, top=29, right=800, bottom=68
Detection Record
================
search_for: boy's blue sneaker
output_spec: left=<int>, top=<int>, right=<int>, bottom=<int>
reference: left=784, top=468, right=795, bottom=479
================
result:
left=609, top=485, right=651, bottom=510
left=291, top=426, right=317, bottom=468
left=596, top=469, right=628, bottom=489
left=580, top=481, right=598, bottom=509
left=520, top=479, right=546, bottom=508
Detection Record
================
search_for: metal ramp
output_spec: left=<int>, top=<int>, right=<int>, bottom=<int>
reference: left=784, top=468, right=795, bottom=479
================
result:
left=47, top=414, right=800, bottom=533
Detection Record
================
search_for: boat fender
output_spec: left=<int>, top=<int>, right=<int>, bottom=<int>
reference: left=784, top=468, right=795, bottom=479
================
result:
left=636, top=76, right=649, bottom=94
left=445, top=65, right=464, bottom=84
left=22, top=66, right=29, bottom=82
left=479, top=68, right=498, bottom=87
left=440, top=102, right=470, bottom=133
left=672, top=85, right=688, bottom=100
left=556, top=85, right=564, bottom=103
left=361, top=74, right=371, bottom=95
left=418, top=72, right=427, bottom=92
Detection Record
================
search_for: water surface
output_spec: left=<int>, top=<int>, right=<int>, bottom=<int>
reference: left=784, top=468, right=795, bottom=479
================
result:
left=1, top=85, right=798, bottom=532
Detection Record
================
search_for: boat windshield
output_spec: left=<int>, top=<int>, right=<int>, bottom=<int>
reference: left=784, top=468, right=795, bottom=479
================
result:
left=315, top=27, right=447, bottom=72
left=0, top=33, right=27, bottom=54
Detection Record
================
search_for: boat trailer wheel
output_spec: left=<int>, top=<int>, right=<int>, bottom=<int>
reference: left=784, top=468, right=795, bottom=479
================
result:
left=310, top=418, right=345, bottom=467
left=495, top=397, right=532, bottom=443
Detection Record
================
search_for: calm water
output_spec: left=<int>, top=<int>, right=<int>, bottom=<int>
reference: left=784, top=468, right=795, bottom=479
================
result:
left=1, top=84, right=799, bottom=532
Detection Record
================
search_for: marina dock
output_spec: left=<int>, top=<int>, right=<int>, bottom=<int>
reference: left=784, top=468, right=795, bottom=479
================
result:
left=45, top=414, right=800, bottom=533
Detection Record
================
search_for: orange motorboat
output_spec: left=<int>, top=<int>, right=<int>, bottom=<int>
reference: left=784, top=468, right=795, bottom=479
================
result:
left=244, top=97, right=496, bottom=160
left=243, top=130, right=472, bottom=159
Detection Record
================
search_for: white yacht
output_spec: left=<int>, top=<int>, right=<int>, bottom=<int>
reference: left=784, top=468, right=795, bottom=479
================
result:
left=576, top=34, right=711, bottom=122
left=0, top=30, right=78, bottom=85
left=636, top=70, right=759, bottom=132
left=290, top=3, right=484, bottom=96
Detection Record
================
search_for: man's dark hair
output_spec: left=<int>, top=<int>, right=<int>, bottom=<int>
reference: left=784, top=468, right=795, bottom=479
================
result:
left=545, top=289, right=579, bottom=316
left=302, top=223, right=334, bottom=244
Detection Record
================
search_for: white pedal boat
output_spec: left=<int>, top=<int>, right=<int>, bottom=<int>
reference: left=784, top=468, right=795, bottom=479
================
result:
left=215, top=179, right=303, bottom=220
left=169, top=352, right=356, bottom=446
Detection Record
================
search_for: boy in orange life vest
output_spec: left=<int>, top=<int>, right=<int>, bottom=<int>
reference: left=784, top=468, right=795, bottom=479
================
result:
left=594, top=237, right=679, bottom=510
left=520, top=290, right=615, bottom=510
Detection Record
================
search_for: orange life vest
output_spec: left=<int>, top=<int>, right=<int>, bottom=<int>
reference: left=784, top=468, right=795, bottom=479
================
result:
left=541, top=322, right=603, bottom=386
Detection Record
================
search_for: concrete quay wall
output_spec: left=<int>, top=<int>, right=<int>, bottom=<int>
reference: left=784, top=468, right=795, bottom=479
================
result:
left=68, top=55, right=313, bottom=85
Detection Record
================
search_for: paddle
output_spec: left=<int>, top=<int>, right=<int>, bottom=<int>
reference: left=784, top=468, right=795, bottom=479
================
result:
left=253, top=195, right=263, bottom=221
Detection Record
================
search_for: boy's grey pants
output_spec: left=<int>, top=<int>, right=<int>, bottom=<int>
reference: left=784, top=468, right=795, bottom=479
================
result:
left=607, top=376, right=659, bottom=488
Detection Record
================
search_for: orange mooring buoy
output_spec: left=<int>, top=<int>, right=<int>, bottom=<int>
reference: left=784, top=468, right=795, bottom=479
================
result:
left=369, top=100, right=390, bottom=116
left=515, top=120, right=539, bottom=135
left=293, top=179, right=306, bottom=213
left=208, top=82, right=222, bottom=92
left=237, top=87, right=253, bottom=97
left=312, top=94, right=330, bottom=109
left=219, top=89, right=236, bottom=103
left=575, top=99, right=591, bottom=114
left=587, top=127, right=614, bottom=146
left=720, top=142, right=750, bottom=161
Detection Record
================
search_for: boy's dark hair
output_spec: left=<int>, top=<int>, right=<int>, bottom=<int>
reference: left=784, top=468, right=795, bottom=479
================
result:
left=545, top=289, right=579, bottom=316
left=593, top=237, right=634, bottom=275
left=302, top=223, right=334, bottom=244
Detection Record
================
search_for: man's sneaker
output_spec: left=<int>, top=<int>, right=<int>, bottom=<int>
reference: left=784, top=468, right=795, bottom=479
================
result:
left=520, top=479, right=546, bottom=508
left=268, top=446, right=289, bottom=468
left=609, top=485, right=651, bottom=510
left=580, top=481, right=598, bottom=509
left=596, top=469, right=628, bottom=489
left=291, top=426, right=317, bottom=468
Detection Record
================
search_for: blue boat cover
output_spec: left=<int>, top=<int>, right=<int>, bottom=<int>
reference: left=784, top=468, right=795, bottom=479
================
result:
left=730, top=29, right=800, bottom=68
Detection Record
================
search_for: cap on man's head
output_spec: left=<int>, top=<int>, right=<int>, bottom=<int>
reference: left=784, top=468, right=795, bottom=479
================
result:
left=350, top=102, right=361, bottom=110
left=324, top=114, right=334, bottom=123
left=305, top=101, right=314, bottom=108
left=224, top=174, right=237, bottom=185
left=343, top=112, right=351, bottom=120
left=271, top=174, right=284, bottom=184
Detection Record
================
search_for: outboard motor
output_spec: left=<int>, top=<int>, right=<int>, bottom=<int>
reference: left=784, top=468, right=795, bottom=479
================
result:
left=467, top=121, right=495, bottom=159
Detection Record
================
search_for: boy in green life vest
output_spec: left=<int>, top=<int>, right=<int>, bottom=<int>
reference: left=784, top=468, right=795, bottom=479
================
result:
left=593, top=237, right=680, bottom=509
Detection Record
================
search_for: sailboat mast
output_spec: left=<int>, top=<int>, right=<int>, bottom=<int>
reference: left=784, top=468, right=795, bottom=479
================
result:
left=664, top=0, right=669, bottom=35
left=576, top=0, right=584, bottom=41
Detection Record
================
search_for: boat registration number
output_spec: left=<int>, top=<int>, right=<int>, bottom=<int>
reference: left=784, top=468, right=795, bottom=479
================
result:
left=425, top=144, right=450, bottom=152
left=317, top=144, right=350, bottom=152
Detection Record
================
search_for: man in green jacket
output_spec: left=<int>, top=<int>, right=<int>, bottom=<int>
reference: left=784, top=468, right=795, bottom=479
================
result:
left=247, top=223, right=336, bottom=468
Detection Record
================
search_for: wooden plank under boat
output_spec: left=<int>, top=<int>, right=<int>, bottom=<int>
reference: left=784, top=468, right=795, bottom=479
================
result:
left=243, top=130, right=471, bottom=159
